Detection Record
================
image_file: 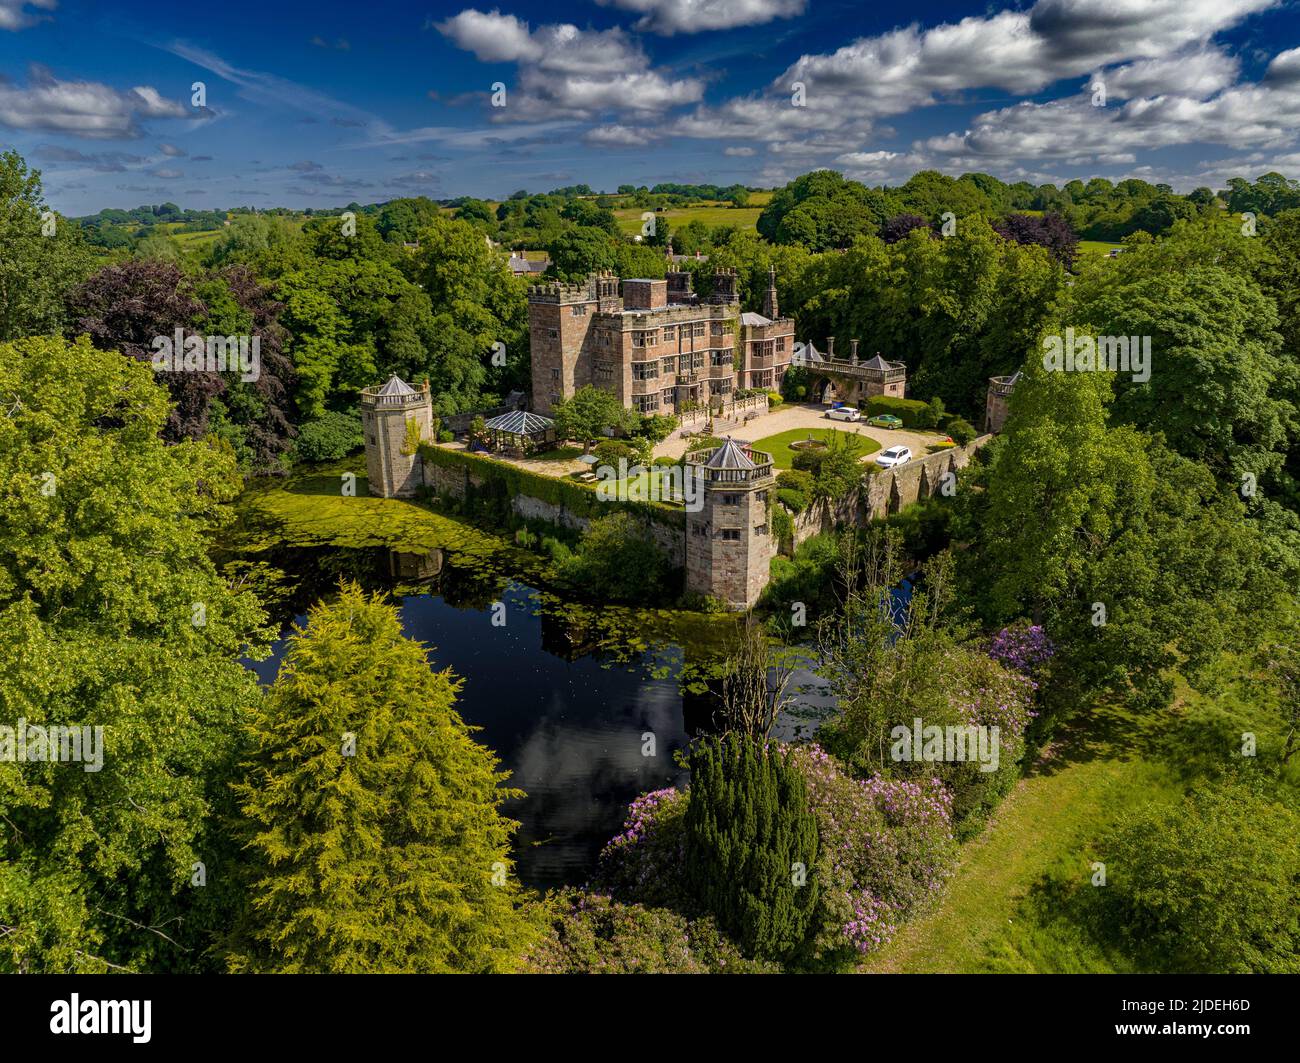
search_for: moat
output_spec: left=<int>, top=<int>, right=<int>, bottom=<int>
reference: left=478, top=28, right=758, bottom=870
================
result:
left=239, top=545, right=759, bottom=888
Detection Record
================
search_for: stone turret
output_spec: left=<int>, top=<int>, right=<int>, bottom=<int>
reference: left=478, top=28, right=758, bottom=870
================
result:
left=762, top=264, right=779, bottom=319
left=985, top=369, right=1021, bottom=433
left=361, top=375, right=433, bottom=497
left=684, top=438, right=775, bottom=609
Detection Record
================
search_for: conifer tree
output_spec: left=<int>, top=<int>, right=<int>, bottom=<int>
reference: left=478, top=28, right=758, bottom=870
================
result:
left=229, top=582, right=538, bottom=972
left=684, top=734, right=819, bottom=960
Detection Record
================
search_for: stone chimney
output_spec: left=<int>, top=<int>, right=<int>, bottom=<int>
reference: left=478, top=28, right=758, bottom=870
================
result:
left=826, top=337, right=835, bottom=359
left=762, top=264, right=779, bottom=320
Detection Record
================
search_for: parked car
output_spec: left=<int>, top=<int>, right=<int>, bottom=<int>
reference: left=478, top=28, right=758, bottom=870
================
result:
left=875, top=445, right=913, bottom=468
left=867, top=413, right=903, bottom=429
left=826, top=406, right=861, bottom=422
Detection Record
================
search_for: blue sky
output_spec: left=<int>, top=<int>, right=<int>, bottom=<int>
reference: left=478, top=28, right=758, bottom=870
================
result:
left=2, top=0, right=1299, bottom=215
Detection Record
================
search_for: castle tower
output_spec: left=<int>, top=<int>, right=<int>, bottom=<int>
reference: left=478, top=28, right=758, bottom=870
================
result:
left=984, top=369, right=1021, bottom=433
left=762, top=264, right=779, bottom=319
left=360, top=375, right=433, bottom=498
left=527, top=275, right=607, bottom=414
left=709, top=267, right=739, bottom=305
left=685, top=438, right=775, bottom=610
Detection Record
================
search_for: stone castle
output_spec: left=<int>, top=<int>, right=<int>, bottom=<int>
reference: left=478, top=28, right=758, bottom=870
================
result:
left=528, top=266, right=795, bottom=415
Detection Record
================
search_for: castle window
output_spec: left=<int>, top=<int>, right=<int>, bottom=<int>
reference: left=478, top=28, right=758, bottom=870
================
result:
left=632, top=329, right=659, bottom=348
left=692, top=322, right=706, bottom=338
left=776, top=337, right=786, bottom=352
left=550, top=368, right=561, bottom=382
left=690, top=352, right=705, bottom=370
left=634, top=394, right=659, bottom=412
left=661, top=356, right=675, bottom=373
left=633, top=361, right=659, bottom=381
left=663, top=325, right=676, bottom=341
left=712, top=350, right=732, bottom=367
left=718, top=529, right=741, bottom=542
left=711, top=321, right=726, bottom=336
left=548, top=328, right=558, bottom=339
left=594, top=362, right=614, bottom=382
left=570, top=305, right=587, bottom=316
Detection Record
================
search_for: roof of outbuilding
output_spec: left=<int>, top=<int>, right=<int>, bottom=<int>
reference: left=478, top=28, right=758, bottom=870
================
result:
left=483, top=410, right=555, bottom=435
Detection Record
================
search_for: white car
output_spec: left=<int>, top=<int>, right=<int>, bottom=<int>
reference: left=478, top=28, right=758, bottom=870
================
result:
left=826, top=406, right=861, bottom=422
left=875, top=445, right=912, bottom=468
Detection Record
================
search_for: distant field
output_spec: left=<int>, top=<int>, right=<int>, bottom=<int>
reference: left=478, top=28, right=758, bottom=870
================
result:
left=614, top=201, right=764, bottom=235
left=1078, top=239, right=1124, bottom=256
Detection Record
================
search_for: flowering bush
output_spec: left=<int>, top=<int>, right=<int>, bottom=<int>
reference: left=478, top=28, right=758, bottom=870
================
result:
left=787, top=744, right=956, bottom=963
left=987, top=622, right=1056, bottom=678
left=593, top=787, right=690, bottom=909
left=525, top=889, right=777, bottom=974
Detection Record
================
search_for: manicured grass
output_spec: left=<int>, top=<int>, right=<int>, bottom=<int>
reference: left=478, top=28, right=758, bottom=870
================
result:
left=748, top=427, right=882, bottom=469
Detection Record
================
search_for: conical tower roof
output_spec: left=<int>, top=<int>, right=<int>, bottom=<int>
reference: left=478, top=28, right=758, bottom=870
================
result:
left=705, top=437, right=756, bottom=470
left=377, top=374, right=416, bottom=398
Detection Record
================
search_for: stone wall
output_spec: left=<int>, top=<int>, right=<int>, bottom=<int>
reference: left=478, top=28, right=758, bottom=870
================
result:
left=423, top=451, right=685, bottom=567
left=791, top=436, right=991, bottom=546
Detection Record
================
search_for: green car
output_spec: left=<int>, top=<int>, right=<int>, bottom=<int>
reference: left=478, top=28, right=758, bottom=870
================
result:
left=867, top=414, right=903, bottom=429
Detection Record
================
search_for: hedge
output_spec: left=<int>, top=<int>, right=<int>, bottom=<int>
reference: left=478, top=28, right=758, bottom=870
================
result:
left=859, top=396, right=930, bottom=427
left=418, top=443, right=688, bottom=528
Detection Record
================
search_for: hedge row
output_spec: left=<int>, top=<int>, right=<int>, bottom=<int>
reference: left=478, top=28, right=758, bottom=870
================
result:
left=859, top=395, right=930, bottom=426
left=418, top=443, right=688, bottom=528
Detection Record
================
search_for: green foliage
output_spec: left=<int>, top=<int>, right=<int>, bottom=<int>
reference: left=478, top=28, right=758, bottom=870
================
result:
left=229, top=582, right=539, bottom=972
left=526, top=889, right=777, bottom=973
left=558, top=512, right=674, bottom=604
left=684, top=734, right=820, bottom=960
left=0, top=151, right=94, bottom=342
left=0, top=335, right=268, bottom=972
left=863, top=395, right=930, bottom=426
left=946, top=417, right=977, bottom=446
left=1090, top=779, right=1300, bottom=972
left=758, top=170, right=887, bottom=250
left=293, top=410, right=363, bottom=463
left=552, top=385, right=638, bottom=449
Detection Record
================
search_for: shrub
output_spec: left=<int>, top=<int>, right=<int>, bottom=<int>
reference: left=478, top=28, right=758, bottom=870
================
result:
left=593, top=439, right=638, bottom=468
left=946, top=416, right=977, bottom=446
left=777, top=469, right=815, bottom=495
left=1093, top=780, right=1300, bottom=973
left=437, top=429, right=454, bottom=443
left=864, top=396, right=929, bottom=427
left=293, top=410, right=363, bottom=463
left=525, top=890, right=777, bottom=974
left=684, top=734, right=820, bottom=961
left=775, top=487, right=808, bottom=514
left=766, top=391, right=784, bottom=408
left=558, top=512, right=674, bottom=603
left=771, top=503, right=795, bottom=550
left=595, top=787, right=690, bottom=908
left=787, top=745, right=956, bottom=963
left=917, top=396, right=946, bottom=430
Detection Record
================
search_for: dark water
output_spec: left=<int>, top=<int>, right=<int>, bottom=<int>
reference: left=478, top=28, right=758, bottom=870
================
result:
left=244, top=550, right=699, bottom=889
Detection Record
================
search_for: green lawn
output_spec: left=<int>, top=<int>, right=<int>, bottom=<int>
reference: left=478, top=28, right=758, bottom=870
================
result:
left=862, top=651, right=1298, bottom=974
left=1078, top=239, right=1125, bottom=257
left=748, top=427, right=882, bottom=469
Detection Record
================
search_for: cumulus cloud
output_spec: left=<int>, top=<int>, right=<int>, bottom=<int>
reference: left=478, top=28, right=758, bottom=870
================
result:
left=0, top=65, right=188, bottom=138
left=33, top=144, right=145, bottom=171
left=583, top=123, right=651, bottom=146
left=437, top=8, right=704, bottom=119
left=0, top=0, right=55, bottom=32
left=158, top=142, right=187, bottom=156
left=595, top=0, right=805, bottom=35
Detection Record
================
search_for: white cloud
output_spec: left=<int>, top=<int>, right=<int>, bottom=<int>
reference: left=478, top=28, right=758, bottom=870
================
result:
left=583, top=123, right=652, bottom=146
left=595, top=0, right=805, bottom=36
left=0, top=65, right=187, bottom=138
left=0, top=0, right=55, bottom=32
left=438, top=9, right=705, bottom=120
left=724, top=145, right=755, bottom=156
